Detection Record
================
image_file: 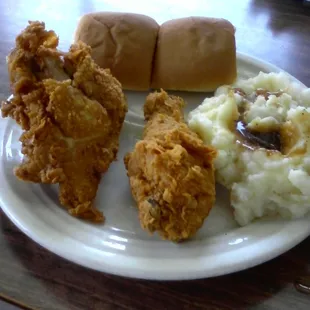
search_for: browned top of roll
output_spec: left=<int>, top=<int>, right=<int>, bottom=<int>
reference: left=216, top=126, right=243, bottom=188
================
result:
left=74, top=12, right=159, bottom=90
left=151, top=17, right=237, bottom=92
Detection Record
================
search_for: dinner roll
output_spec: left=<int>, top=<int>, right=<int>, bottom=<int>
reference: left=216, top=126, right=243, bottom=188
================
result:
left=74, top=12, right=159, bottom=90
left=151, top=17, right=237, bottom=92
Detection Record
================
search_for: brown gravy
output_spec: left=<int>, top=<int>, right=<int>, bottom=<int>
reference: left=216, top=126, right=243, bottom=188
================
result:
left=255, top=88, right=284, bottom=100
left=233, top=88, right=282, bottom=153
left=236, top=120, right=281, bottom=152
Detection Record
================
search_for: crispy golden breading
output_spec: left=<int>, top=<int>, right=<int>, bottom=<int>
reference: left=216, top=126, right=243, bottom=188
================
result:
left=124, top=90, right=217, bottom=241
left=1, top=21, right=127, bottom=222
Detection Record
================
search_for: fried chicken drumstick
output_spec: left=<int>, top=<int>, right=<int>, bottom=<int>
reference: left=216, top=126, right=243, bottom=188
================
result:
left=124, top=90, right=217, bottom=241
left=1, top=21, right=127, bottom=222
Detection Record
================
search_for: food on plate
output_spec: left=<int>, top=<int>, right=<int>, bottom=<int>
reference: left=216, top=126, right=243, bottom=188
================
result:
left=151, top=17, right=236, bottom=92
left=188, top=71, right=310, bottom=225
left=1, top=21, right=127, bottom=222
left=74, top=12, right=159, bottom=91
left=124, top=90, right=217, bottom=241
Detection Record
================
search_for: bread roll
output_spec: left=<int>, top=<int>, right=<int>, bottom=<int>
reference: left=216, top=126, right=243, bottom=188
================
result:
left=151, top=17, right=237, bottom=92
left=74, top=12, right=159, bottom=90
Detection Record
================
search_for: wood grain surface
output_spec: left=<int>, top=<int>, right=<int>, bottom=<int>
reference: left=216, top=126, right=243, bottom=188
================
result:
left=1, top=0, right=310, bottom=309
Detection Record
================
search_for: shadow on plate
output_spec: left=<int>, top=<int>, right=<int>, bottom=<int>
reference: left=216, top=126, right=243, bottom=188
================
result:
left=1, top=211, right=310, bottom=310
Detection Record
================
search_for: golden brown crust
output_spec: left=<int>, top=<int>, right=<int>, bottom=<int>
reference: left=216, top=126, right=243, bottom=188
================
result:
left=74, top=12, right=159, bottom=90
left=1, top=21, right=127, bottom=222
left=124, top=90, right=217, bottom=241
left=151, top=17, right=237, bottom=92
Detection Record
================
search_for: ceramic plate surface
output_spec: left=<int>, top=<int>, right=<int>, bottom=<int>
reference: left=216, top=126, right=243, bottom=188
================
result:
left=1, top=52, right=310, bottom=280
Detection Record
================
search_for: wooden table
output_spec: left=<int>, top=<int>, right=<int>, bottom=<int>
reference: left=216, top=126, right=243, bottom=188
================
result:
left=1, top=0, right=310, bottom=309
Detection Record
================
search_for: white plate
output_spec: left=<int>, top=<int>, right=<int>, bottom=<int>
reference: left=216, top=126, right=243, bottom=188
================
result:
left=1, top=52, right=310, bottom=280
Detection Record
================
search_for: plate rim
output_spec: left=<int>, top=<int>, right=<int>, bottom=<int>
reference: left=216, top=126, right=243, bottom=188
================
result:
left=1, top=51, right=310, bottom=280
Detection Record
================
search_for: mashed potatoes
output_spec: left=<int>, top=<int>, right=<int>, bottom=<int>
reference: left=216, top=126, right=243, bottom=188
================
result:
left=188, top=72, right=310, bottom=226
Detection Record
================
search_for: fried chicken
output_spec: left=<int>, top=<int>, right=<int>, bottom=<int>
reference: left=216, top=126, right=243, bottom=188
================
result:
left=124, top=90, right=217, bottom=241
left=1, top=21, right=127, bottom=222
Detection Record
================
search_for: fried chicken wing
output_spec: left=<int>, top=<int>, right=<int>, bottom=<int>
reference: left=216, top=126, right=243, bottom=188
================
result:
left=1, top=21, right=127, bottom=222
left=124, top=90, right=217, bottom=241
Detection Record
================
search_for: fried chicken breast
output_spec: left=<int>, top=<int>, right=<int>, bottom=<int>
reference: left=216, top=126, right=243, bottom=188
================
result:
left=124, top=90, right=217, bottom=241
left=1, top=21, right=127, bottom=222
